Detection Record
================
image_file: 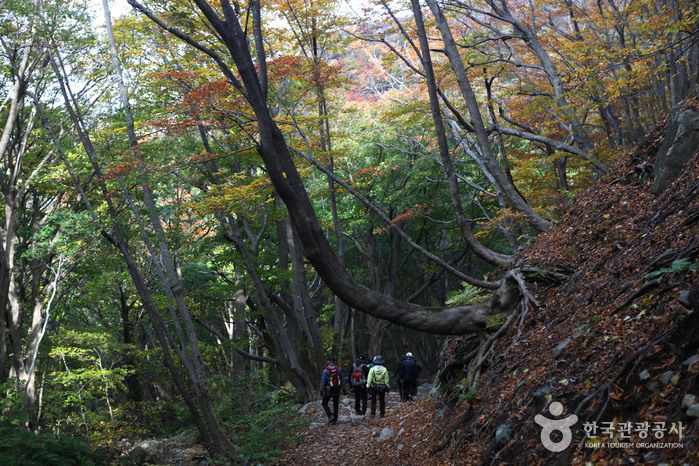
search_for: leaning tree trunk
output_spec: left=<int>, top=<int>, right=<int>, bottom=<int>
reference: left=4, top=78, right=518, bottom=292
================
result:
left=129, top=0, right=531, bottom=337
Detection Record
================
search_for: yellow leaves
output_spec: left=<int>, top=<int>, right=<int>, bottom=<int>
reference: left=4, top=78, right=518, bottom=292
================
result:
left=196, top=176, right=274, bottom=217
left=474, top=208, right=529, bottom=242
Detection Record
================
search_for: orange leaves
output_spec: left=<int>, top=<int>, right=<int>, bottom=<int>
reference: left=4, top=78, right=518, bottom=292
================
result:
left=390, top=203, right=429, bottom=225
left=268, top=55, right=306, bottom=80
left=376, top=203, right=430, bottom=234
left=268, top=55, right=345, bottom=92
left=105, top=160, right=135, bottom=178
left=353, top=165, right=383, bottom=179
left=104, top=149, right=138, bottom=179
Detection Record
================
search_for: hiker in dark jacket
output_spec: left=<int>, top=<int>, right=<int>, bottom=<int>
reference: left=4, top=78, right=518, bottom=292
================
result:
left=349, top=354, right=369, bottom=415
left=394, top=354, right=406, bottom=401
left=398, top=352, right=421, bottom=401
left=319, top=356, right=345, bottom=425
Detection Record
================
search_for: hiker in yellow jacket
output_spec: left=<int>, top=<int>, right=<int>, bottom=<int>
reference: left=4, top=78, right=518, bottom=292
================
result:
left=366, top=355, right=390, bottom=417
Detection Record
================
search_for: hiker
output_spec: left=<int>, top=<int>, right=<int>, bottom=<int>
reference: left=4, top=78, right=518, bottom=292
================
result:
left=366, top=355, right=390, bottom=417
left=319, top=356, right=345, bottom=425
left=349, top=354, right=369, bottom=415
left=366, top=355, right=378, bottom=405
left=394, top=354, right=406, bottom=401
left=398, top=352, right=421, bottom=401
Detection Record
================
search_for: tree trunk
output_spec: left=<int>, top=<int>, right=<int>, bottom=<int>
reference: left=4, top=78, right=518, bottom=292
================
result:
left=411, top=0, right=526, bottom=261
left=423, top=0, right=554, bottom=232
left=222, top=216, right=318, bottom=402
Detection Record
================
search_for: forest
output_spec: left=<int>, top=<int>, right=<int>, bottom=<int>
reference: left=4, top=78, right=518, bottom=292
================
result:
left=1, top=0, right=697, bottom=463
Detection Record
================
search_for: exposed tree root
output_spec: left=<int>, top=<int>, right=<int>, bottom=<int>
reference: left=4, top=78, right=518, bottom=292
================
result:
left=613, top=277, right=663, bottom=313
left=436, top=268, right=544, bottom=397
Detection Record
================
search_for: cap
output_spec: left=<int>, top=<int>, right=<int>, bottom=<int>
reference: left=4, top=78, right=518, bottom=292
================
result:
left=406, top=352, right=413, bottom=358
left=373, top=355, right=385, bottom=364
left=327, top=356, right=336, bottom=362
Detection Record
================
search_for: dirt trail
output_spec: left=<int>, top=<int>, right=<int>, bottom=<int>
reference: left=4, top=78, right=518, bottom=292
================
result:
left=278, top=390, right=439, bottom=465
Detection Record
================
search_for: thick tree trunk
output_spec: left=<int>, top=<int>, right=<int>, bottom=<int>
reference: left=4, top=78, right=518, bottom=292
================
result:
left=288, top=225, right=326, bottom=371
left=118, top=287, right=142, bottom=405
left=0, top=15, right=38, bottom=386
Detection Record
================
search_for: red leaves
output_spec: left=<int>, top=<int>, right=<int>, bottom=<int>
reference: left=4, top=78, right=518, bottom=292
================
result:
left=377, top=204, right=430, bottom=234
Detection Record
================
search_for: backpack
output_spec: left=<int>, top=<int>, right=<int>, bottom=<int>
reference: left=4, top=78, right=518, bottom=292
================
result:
left=325, top=365, right=341, bottom=394
left=351, top=363, right=366, bottom=388
left=370, top=365, right=389, bottom=393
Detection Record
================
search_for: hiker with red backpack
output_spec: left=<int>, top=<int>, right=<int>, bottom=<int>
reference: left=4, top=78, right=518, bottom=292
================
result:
left=349, top=355, right=369, bottom=415
left=319, top=356, right=345, bottom=425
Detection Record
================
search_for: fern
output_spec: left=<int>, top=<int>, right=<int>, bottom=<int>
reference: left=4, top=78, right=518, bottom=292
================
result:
left=644, top=258, right=698, bottom=279
left=446, top=283, right=484, bottom=306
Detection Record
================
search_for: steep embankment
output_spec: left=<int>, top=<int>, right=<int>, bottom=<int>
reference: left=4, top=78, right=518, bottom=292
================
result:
left=280, top=96, right=698, bottom=464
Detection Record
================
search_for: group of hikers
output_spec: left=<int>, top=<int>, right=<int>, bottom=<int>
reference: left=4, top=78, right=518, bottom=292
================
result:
left=319, top=353, right=421, bottom=424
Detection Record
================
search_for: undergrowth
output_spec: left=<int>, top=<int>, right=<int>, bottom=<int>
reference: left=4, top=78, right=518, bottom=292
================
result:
left=216, top=386, right=309, bottom=464
left=0, top=422, right=107, bottom=465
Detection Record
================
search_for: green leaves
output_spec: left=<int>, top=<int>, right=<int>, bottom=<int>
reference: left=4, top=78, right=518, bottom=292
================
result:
left=446, top=282, right=486, bottom=306
left=644, top=258, right=698, bottom=279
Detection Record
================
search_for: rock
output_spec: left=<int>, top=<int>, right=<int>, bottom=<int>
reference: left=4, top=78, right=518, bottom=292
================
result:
left=127, top=446, right=148, bottom=465
left=372, top=427, right=382, bottom=436
left=494, top=424, right=512, bottom=447
left=639, top=369, right=651, bottom=381
left=678, top=290, right=692, bottom=308
left=647, top=381, right=661, bottom=393
left=378, top=428, right=396, bottom=442
left=532, top=385, right=552, bottom=411
left=397, top=444, right=404, bottom=453
left=682, top=354, right=699, bottom=368
left=653, top=108, right=699, bottom=194
left=681, top=394, right=697, bottom=409
left=434, top=408, right=445, bottom=420
left=552, top=338, right=572, bottom=358
left=299, top=400, right=322, bottom=414
left=659, top=370, right=674, bottom=386
left=687, top=404, right=699, bottom=418
left=565, top=271, right=582, bottom=295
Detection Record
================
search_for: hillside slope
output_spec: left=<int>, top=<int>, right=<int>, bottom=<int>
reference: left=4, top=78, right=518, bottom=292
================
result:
left=427, top=95, right=698, bottom=464
left=281, top=97, right=698, bottom=464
